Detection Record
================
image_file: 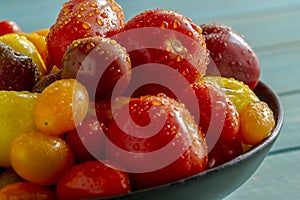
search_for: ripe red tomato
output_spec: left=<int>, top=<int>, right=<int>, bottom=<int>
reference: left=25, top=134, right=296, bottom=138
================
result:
left=105, top=94, right=207, bottom=190
left=183, top=81, right=240, bottom=149
left=207, top=139, right=243, bottom=169
left=0, top=20, right=21, bottom=36
left=46, top=0, right=125, bottom=69
left=111, top=8, right=208, bottom=98
left=56, top=160, right=131, bottom=200
left=66, top=118, right=107, bottom=163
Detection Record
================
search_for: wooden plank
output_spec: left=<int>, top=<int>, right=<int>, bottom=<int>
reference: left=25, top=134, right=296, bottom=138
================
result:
left=225, top=149, right=300, bottom=200
left=115, top=0, right=300, bottom=22
left=259, top=47, right=300, bottom=94
left=269, top=93, right=300, bottom=152
left=212, top=7, right=300, bottom=50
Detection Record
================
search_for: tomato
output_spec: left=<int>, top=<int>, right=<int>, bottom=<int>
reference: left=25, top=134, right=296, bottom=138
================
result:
left=237, top=101, right=275, bottom=145
left=0, top=182, right=57, bottom=200
left=184, top=81, right=240, bottom=146
left=46, top=0, right=124, bottom=69
left=0, top=91, right=38, bottom=168
left=18, top=32, right=48, bottom=69
left=203, top=76, right=259, bottom=112
left=207, top=139, right=243, bottom=169
left=56, top=160, right=131, bottom=200
left=0, top=20, right=21, bottom=36
left=34, top=79, right=89, bottom=135
left=201, top=22, right=260, bottom=89
left=0, top=33, right=47, bottom=76
left=9, top=131, right=74, bottom=185
left=0, top=41, right=41, bottom=91
left=106, top=94, right=207, bottom=190
left=61, top=36, right=131, bottom=101
left=66, top=118, right=108, bottom=163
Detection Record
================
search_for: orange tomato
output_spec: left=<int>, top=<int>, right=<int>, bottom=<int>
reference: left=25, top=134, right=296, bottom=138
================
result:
left=34, top=79, right=89, bottom=135
left=9, top=131, right=74, bottom=185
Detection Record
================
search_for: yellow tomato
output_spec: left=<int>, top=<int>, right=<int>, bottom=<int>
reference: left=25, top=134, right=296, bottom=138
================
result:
left=238, top=101, right=275, bottom=145
left=0, top=91, right=38, bottom=168
left=203, top=76, right=259, bottom=111
left=18, top=32, right=48, bottom=70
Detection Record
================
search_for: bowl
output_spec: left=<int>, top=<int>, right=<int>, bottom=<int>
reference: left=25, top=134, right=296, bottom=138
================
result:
left=93, top=81, right=284, bottom=200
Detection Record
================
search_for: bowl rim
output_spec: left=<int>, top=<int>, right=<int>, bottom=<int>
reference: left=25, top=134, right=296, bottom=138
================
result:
left=97, top=80, right=284, bottom=200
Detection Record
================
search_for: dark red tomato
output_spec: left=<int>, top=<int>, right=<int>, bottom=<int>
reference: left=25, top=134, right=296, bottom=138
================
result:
left=184, top=81, right=240, bottom=150
left=207, top=139, right=243, bottom=169
left=46, top=0, right=125, bottom=69
left=105, top=94, right=207, bottom=190
left=61, top=36, right=131, bottom=101
left=66, top=119, right=107, bottom=163
left=0, top=182, right=57, bottom=200
left=201, top=22, right=260, bottom=89
left=56, top=160, right=131, bottom=200
left=111, top=8, right=208, bottom=98
left=0, top=20, right=21, bottom=36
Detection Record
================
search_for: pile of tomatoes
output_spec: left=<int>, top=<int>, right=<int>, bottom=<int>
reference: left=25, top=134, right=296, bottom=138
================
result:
left=0, top=0, right=275, bottom=199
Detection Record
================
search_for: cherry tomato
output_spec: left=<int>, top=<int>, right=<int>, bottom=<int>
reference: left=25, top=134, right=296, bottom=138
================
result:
left=9, top=131, right=74, bottom=185
left=34, top=79, right=89, bottom=135
left=56, top=160, right=131, bottom=200
left=66, top=119, right=108, bottom=163
left=203, top=76, right=259, bottom=111
left=237, top=101, right=275, bottom=145
left=0, top=20, right=21, bottom=36
left=0, top=182, right=57, bottom=200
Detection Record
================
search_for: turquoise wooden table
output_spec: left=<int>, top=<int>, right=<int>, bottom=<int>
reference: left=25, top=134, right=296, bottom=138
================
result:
left=1, top=0, right=299, bottom=199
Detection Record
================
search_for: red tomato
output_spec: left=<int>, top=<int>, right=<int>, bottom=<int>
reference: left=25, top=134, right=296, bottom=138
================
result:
left=111, top=8, right=208, bottom=98
left=207, top=139, right=243, bottom=169
left=0, top=20, right=21, bottom=36
left=56, top=160, right=131, bottom=200
left=46, top=0, right=124, bottom=69
left=66, top=118, right=107, bottom=163
left=184, top=81, right=240, bottom=148
left=201, top=22, right=260, bottom=89
left=105, top=94, right=207, bottom=190
left=0, top=182, right=57, bottom=200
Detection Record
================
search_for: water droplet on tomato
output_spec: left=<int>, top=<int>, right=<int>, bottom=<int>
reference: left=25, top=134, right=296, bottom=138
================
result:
left=82, top=22, right=91, bottom=30
left=97, top=18, right=103, bottom=26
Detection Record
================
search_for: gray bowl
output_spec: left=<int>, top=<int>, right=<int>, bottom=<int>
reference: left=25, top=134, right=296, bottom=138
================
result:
left=95, top=81, right=284, bottom=200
